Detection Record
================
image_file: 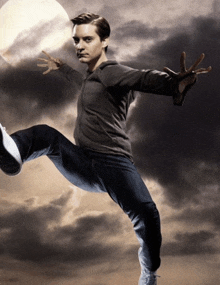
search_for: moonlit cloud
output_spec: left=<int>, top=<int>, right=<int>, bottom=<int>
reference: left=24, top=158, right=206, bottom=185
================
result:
left=1, top=16, right=71, bottom=67
left=0, top=0, right=72, bottom=68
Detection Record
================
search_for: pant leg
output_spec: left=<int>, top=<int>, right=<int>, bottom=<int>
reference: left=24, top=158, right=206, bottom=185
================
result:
left=92, top=153, right=161, bottom=276
left=11, top=125, right=105, bottom=193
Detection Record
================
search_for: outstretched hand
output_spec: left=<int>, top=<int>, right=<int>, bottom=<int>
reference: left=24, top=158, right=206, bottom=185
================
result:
left=37, top=51, right=63, bottom=75
left=163, top=52, right=212, bottom=105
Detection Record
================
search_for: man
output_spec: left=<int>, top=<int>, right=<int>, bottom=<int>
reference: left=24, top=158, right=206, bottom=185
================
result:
left=0, top=13, right=211, bottom=285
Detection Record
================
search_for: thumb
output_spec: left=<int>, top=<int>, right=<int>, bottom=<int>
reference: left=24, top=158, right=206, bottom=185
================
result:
left=163, top=67, right=177, bottom=77
left=43, top=69, right=51, bottom=75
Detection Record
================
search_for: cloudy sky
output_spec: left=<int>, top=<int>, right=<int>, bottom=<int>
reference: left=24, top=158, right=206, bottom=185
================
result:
left=0, top=0, right=219, bottom=284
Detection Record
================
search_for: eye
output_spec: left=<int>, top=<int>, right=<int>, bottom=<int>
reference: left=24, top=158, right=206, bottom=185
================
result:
left=73, top=37, right=79, bottom=45
left=85, top=37, right=92, bottom=43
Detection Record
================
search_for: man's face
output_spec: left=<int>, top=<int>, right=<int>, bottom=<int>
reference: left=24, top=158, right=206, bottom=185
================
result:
left=72, top=24, right=107, bottom=66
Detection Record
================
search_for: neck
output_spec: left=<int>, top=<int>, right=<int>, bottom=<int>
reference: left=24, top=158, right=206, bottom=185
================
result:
left=88, top=53, right=108, bottom=72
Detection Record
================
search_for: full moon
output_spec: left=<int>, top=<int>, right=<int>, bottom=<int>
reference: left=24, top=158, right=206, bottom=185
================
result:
left=0, top=0, right=72, bottom=68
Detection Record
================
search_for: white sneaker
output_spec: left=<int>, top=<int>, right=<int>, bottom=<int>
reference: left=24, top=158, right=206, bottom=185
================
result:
left=0, top=124, right=22, bottom=175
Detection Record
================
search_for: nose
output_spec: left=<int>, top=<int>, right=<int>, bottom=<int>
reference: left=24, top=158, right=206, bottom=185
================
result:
left=75, top=40, right=84, bottom=51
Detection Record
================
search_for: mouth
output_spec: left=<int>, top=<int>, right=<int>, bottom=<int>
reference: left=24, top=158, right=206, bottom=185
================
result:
left=77, top=53, right=88, bottom=58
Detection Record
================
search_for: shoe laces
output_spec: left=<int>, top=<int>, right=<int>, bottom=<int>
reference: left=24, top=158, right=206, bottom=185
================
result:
left=151, top=272, right=160, bottom=280
left=151, top=273, right=160, bottom=285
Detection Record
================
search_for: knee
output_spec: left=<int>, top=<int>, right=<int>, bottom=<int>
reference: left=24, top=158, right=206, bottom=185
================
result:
left=130, top=201, right=160, bottom=225
left=31, top=124, right=58, bottom=137
left=141, top=201, right=160, bottom=221
left=33, top=124, right=52, bottom=132
left=133, top=201, right=159, bottom=216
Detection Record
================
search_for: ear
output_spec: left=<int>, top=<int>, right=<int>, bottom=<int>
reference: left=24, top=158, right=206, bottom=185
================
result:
left=102, top=37, right=109, bottom=49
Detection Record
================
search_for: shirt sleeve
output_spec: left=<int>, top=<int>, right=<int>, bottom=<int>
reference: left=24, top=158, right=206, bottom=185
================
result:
left=59, top=64, right=84, bottom=87
left=99, top=64, right=179, bottom=97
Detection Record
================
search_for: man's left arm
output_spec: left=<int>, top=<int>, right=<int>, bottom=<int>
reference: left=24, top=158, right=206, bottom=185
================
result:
left=99, top=53, right=211, bottom=105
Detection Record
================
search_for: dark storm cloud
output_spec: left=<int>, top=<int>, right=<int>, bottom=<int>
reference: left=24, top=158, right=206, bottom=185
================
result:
left=0, top=277, right=20, bottom=284
left=122, top=16, right=220, bottom=207
left=161, top=230, right=218, bottom=256
left=7, top=278, right=19, bottom=283
left=0, top=67, right=79, bottom=126
left=0, top=0, right=6, bottom=8
left=113, top=20, right=160, bottom=41
left=0, top=192, right=133, bottom=277
left=166, top=203, right=220, bottom=230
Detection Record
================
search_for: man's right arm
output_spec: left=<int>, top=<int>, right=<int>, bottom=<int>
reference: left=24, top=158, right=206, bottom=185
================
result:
left=58, top=64, right=83, bottom=86
left=37, top=51, right=83, bottom=86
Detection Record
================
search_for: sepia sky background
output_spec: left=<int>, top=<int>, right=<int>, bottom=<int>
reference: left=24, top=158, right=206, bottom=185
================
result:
left=0, top=0, right=219, bottom=284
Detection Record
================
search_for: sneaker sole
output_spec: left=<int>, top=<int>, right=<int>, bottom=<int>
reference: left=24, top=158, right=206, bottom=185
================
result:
left=0, top=125, right=21, bottom=175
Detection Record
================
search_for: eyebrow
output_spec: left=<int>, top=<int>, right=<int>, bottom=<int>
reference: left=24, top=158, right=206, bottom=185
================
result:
left=72, top=36, right=94, bottom=40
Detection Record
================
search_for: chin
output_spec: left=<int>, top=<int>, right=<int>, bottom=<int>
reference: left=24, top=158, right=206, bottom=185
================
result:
left=79, top=57, right=90, bottom=64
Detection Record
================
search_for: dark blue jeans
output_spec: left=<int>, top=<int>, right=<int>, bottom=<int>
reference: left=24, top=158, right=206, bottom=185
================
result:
left=11, top=125, right=161, bottom=281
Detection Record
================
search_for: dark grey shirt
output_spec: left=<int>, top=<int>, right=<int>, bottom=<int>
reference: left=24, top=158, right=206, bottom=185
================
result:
left=60, top=60, right=179, bottom=160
